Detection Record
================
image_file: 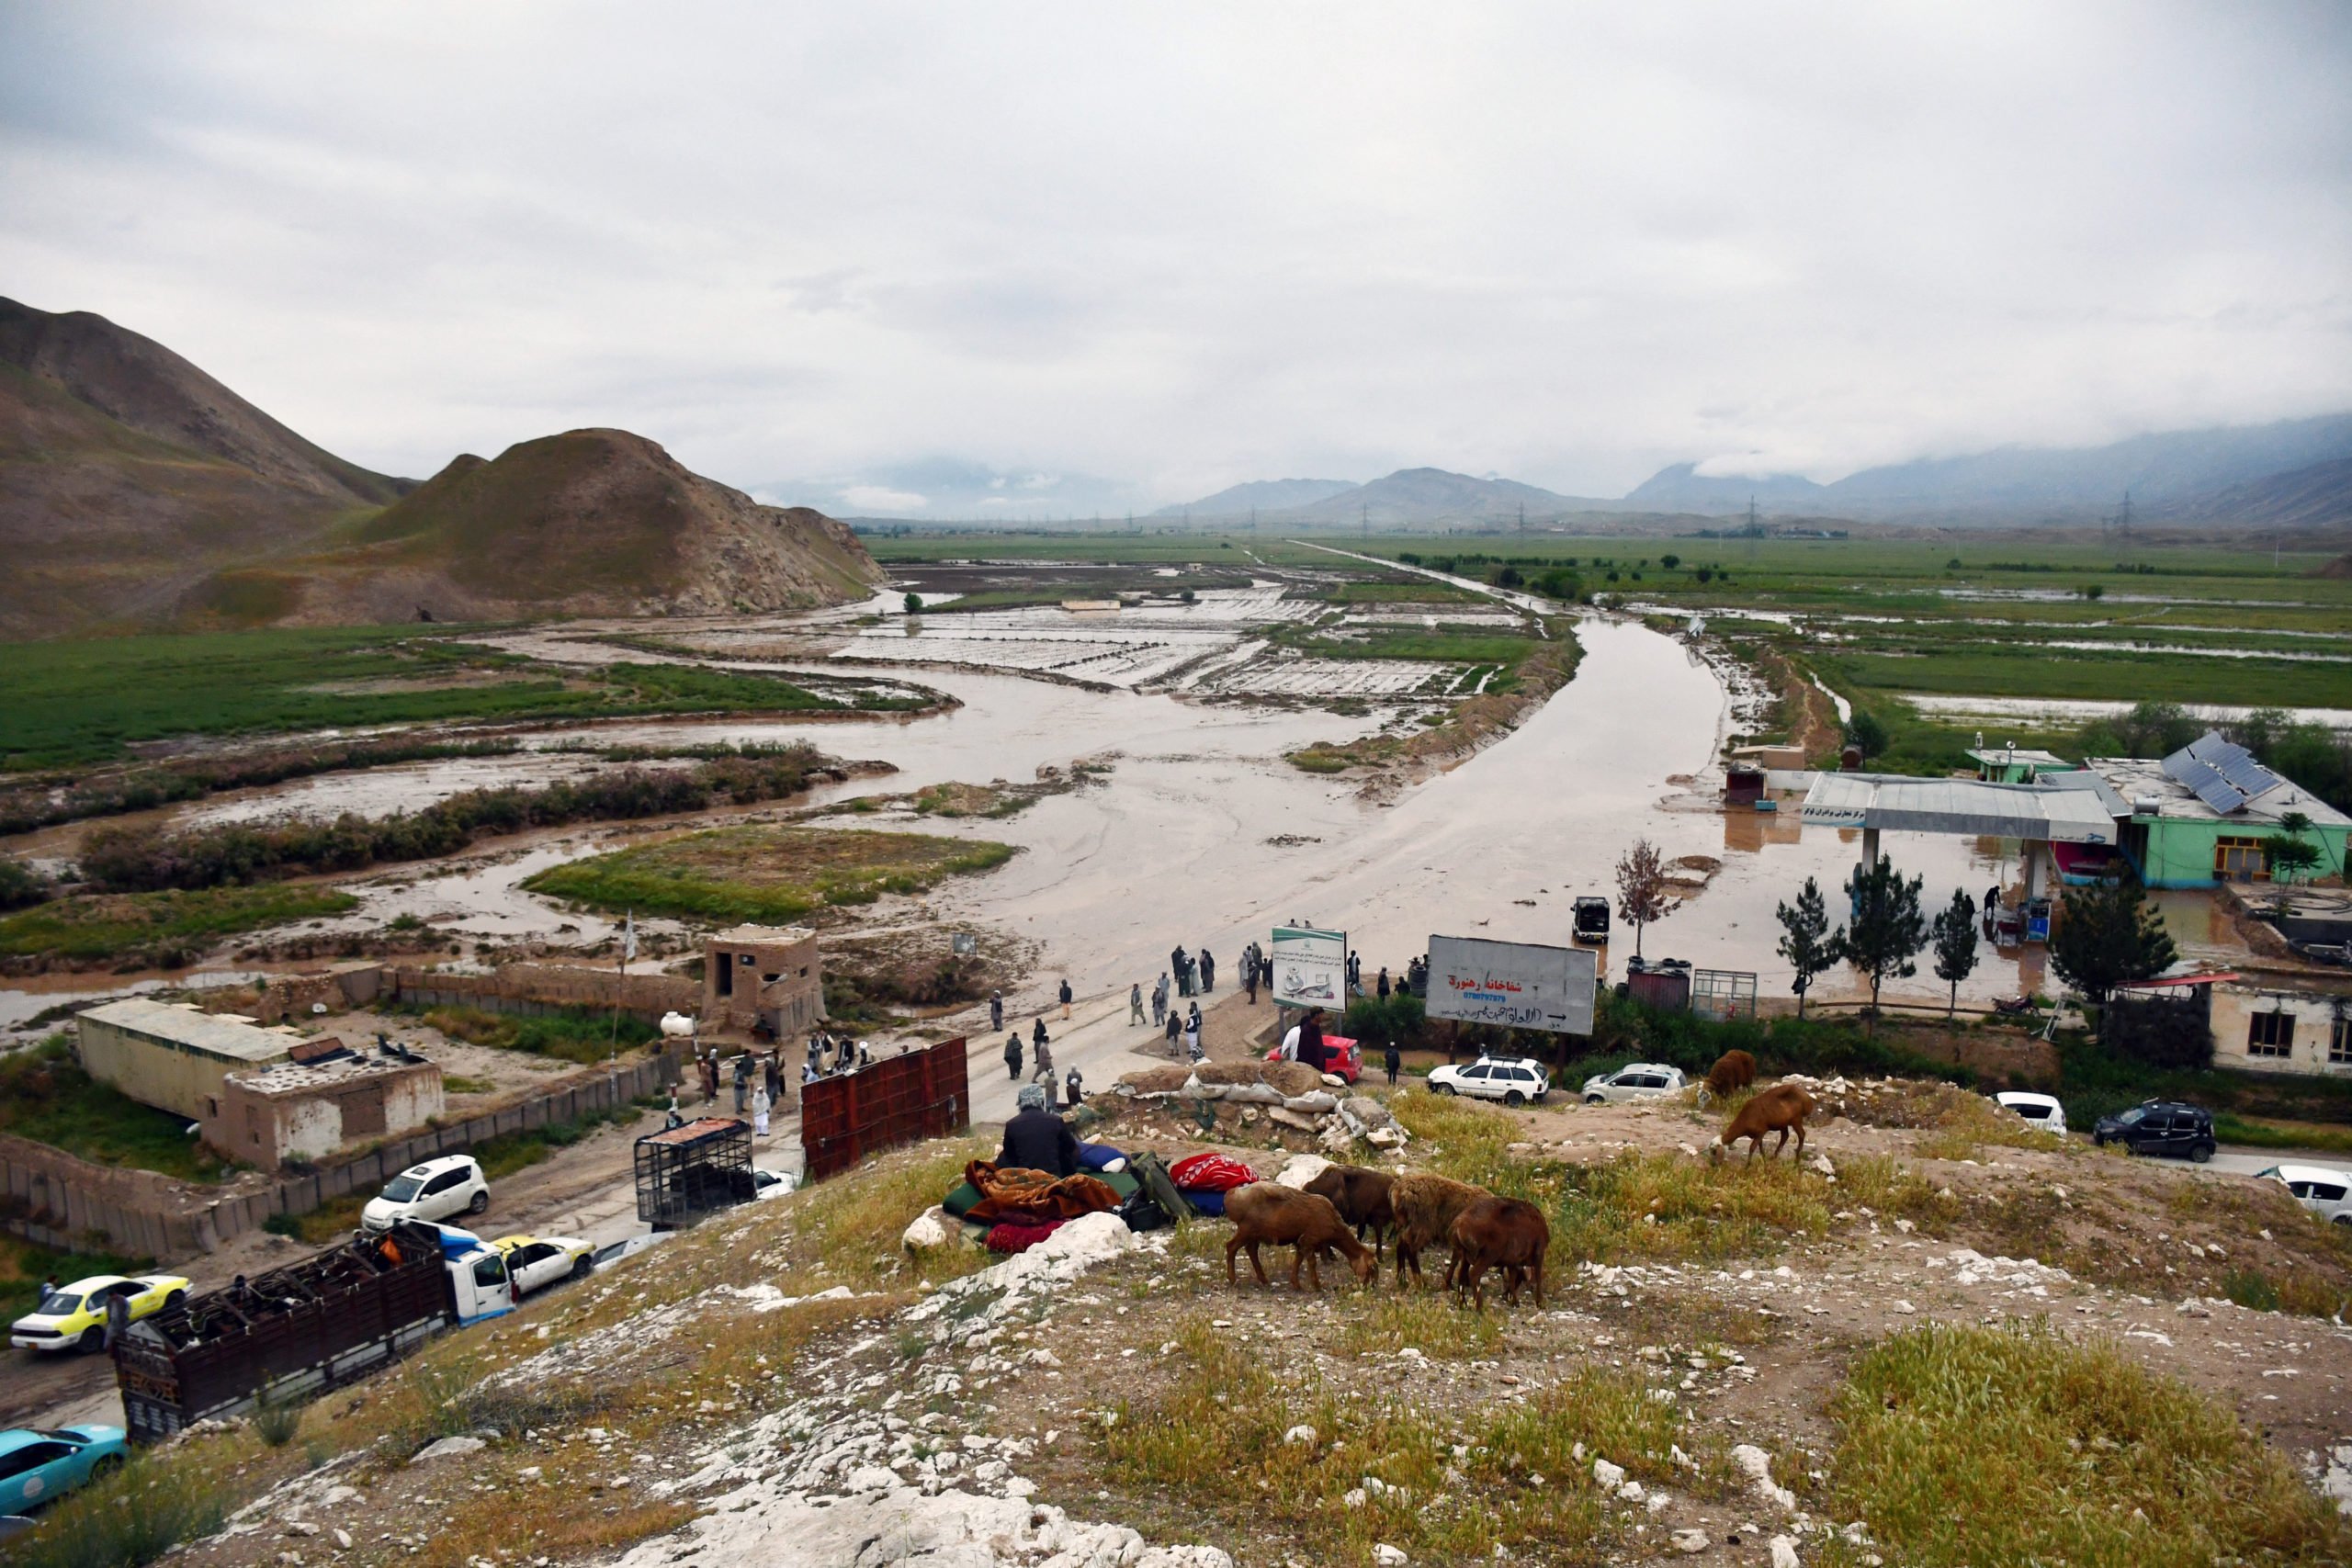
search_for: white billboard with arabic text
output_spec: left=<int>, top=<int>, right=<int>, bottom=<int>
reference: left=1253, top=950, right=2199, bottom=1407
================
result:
left=1425, top=935, right=1596, bottom=1035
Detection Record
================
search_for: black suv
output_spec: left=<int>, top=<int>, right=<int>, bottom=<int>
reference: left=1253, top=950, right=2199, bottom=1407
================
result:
left=2092, top=1100, right=2217, bottom=1162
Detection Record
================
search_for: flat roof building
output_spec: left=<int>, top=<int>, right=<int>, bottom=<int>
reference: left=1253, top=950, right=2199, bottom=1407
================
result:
left=201, top=1051, right=445, bottom=1170
left=75, top=998, right=300, bottom=1121
left=2087, top=733, right=2350, bottom=889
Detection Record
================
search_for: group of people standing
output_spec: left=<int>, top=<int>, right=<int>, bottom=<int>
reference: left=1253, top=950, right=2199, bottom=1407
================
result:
left=1002, top=1015, right=1085, bottom=1110
left=694, top=1044, right=791, bottom=1138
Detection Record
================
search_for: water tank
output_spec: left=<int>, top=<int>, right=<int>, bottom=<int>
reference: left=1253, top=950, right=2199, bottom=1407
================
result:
left=660, top=1011, right=697, bottom=1039
left=2132, top=796, right=2163, bottom=816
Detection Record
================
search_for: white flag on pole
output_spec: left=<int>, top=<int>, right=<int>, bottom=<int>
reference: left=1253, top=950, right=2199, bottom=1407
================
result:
left=622, top=912, right=637, bottom=963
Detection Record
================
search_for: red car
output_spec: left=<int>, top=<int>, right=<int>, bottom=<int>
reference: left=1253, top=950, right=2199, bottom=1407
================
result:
left=1264, top=1032, right=1363, bottom=1084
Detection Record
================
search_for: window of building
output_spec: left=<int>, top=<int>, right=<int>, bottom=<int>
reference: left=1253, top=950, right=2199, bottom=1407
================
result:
left=2246, top=1010, right=2293, bottom=1057
left=2214, top=836, right=2268, bottom=882
left=2332, top=1016, right=2351, bottom=1066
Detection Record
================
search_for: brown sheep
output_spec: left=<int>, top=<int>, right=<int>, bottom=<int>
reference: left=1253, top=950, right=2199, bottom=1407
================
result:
left=1448, top=1196, right=1550, bottom=1310
left=1712, top=1082, right=1817, bottom=1163
left=1698, top=1048, right=1758, bottom=1107
left=1387, top=1171, right=1487, bottom=1289
left=1224, top=1184, right=1377, bottom=1291
left=1304, top=1165, right=1396, bottom=1258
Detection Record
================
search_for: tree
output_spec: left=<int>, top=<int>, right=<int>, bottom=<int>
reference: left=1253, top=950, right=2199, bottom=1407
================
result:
left=1659, top=553, right=1681, bottom=569
left=2266, top=810, right=2323, bottom=898
left=1775, top=876, right=1843, bottom=1018
left=1930, top=888, right=1979, bottom=1019
left=903, top=592, right=924, bottom=615
left=1842, top=855, right=1928, bottom=1029
left=1845, top=710, right=1890, bottom=761
left=1614, top=838, right=1674, bottom=960
left=2048, top=871, right=2177, bottom=1031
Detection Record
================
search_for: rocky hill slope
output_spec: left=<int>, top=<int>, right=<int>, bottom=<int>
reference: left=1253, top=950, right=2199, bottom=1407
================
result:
left=0, top=296, right=408, bottom=637
left=264, top=428, right=882, bottom=625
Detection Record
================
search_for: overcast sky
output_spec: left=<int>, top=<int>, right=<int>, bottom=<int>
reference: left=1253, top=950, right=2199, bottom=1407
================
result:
left=4, top=2, right=2348, bottom=511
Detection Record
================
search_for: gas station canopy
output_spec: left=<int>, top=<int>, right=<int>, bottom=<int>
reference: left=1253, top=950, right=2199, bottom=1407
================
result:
left=1800, top=773, right=2123, bottom=844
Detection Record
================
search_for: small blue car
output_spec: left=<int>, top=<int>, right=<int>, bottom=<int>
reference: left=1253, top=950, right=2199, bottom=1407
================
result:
left=0, top=1425, right=127, bottom=1513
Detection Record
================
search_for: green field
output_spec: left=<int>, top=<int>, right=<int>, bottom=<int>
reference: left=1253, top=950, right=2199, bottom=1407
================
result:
left=522, top=822, right=1017, bottom=926
left=0, top=1036, right=239, bottom=1180
left=0, top=885, right=359, bottom=961
left=0, top=626, right=911, bottom=771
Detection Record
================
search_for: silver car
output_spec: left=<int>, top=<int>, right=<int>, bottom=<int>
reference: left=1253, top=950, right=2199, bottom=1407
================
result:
left=2257, top=1164, right=2352, bottom=1227
left=1580, top=1063, right=1687, bottom=1104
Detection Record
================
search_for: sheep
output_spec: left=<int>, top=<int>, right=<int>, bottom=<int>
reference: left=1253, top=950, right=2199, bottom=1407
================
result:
left=1711, top=1081, right=1817, bottom=1163
left=1697, top=1048, right=1758, bottom=1107
left=1386, top=1171, right=1487, bottom=1289
left=1304, top=1164, right=1396, bottom=1258
left=1224, top=1184, right=1378, bottom=1291
left=1447, top=1195, right=1550, bottom=1310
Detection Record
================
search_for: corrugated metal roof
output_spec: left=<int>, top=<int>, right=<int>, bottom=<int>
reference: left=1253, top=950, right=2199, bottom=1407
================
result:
left=1800, top=773, right=2120, bottom=844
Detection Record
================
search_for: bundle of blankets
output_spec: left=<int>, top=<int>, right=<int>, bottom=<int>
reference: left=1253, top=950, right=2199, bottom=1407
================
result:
left=1167, top=1152, right=1257, bottom=1217
left=938, top=1147, right=1265, bottom=1252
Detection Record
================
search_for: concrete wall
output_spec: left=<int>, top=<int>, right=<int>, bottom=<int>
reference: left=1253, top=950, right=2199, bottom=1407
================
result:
left=76, top=1014, right=291, bottom=1122
left=390, top=963, right=697, bottom=1022
left=2, top=1054, right=681, bottom=1265
left=2210, top=985, right=2352, bottom=1078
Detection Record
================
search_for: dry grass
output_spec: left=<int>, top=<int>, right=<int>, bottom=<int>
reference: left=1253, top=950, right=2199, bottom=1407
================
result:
left=1330, top=1291, right=1504, bottom=1359
left=1829, top=1322, right=2352, bottom=1568
left=1102, top=1316, right=1702, bottom=1562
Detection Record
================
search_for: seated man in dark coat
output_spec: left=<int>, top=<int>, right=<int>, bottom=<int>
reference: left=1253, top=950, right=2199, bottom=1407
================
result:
left=999, top=1084, right=1080, bottom=1178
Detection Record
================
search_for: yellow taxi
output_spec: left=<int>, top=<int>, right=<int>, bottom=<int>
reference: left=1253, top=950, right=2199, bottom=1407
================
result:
left=490, top=1235, right=594, bottom=1297
left=10, top=1273, right=193, bottom=1354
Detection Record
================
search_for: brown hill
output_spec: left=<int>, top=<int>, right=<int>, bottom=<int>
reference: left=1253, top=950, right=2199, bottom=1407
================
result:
left=252, top=428, right=882, bottom=624
left=0, top=297, right=409, bottom=637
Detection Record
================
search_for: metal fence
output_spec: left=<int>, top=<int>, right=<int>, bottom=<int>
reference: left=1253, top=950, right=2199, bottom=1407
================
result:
left=800, top=1036, right=970, bottom=1181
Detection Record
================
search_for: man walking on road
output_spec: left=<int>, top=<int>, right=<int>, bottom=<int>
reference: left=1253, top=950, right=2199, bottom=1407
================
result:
left=1200, top=950, right=1216, bottom=992
left=1152, top=974, right=1169, bottom=1026
left=1003, top=1032, right=1023, bottom=1080
left=1385, top=1041, right=1402, bottom=1087
left=1130, top=982, right=1146, bottom=1025
left=733, top=1053, right=751, bottom=1112
left=1163, top=1005, right=1182, bottom=1057
left=990, top=991, right=1004, bottom=1032
left=1031, top=1032, right=1055, bottom=1085
left=1058, top=976, right=1073, bottom=1020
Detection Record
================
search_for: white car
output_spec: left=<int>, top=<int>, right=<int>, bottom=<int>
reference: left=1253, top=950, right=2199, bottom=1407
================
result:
left=1428, top=1056, right=1552, bottom=1106
left=492, top=1235, right=594, bottom=1296
left=751, top=1168, right=798, bottom=1201
left=2256, top=1164, right=2352, bottom=1227
left=361, top=1156, right=489, bottom=1234
left=1993, top=1092, right=2068, bottom=1136
left=1580, top=1063, right=1687, bottom=1104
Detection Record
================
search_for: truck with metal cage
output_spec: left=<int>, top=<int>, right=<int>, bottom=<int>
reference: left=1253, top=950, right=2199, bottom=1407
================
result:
left=109, top=1220, right=516, bottom=1442
left=633, top=1116, right=756, bottom=1229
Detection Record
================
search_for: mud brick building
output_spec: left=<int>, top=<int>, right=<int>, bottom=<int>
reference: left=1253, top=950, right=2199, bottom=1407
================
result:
left=201, top=1050, right=446, bottom=1170
left=704, top=925, right=826, bottom=1040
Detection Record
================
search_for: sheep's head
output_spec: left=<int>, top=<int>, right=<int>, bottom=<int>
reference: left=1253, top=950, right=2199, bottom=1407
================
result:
left=1705, top=1140, right=1727, bottom=1167
left=1346, top=1245, right=1379, bottom=1285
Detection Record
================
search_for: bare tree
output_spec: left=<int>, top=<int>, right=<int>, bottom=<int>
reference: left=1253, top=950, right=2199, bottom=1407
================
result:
left=1614, top=838, right=1673, bottom=960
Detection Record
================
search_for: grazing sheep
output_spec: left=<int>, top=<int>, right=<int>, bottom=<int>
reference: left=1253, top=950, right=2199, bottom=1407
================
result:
left=1224, top=1184, right=1377, bottom=1291
left=1448, top=1196, right=1550, bottom=1310
left=1387, top=1171, right=1487, bottom=1289
left=1698, top=1048, right=1758, bottom=1107
left=1304, top=1165, right=1396, bottom=1258
left=1712, top=1082, right=1817, bottom=1163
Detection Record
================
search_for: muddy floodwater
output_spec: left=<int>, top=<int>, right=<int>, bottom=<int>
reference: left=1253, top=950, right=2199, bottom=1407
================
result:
left=5, top=609, right=2191, bottom=1032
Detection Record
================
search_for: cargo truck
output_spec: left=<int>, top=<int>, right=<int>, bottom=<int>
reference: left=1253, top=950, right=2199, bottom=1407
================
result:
left=110, top=1220, right=516, bottom=1442
left=633, top=1116, right=756, bottom=1229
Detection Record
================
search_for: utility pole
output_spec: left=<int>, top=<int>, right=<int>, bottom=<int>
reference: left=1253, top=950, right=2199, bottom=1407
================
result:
left=1362, top=501, right=1369, bottom=536
left=1747, top=495, right=1759, bottom=534
left=1517, top=502, right=1526, bottom=535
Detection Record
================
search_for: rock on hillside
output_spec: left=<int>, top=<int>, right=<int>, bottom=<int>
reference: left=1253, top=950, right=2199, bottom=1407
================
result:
left=277, top=427, right=883, bottom=624
left=0, top=296, right=409, bottom=637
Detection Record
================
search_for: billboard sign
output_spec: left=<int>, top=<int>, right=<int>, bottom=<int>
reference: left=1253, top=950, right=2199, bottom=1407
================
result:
left=1271, top=925, right=1346, bottom=1010
left=1425, top=935, right=1597, bottom=1035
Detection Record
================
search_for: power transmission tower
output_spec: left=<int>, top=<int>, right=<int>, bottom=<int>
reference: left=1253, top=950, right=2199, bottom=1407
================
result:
left=1362, top=501, right=1369, bottom=536
left=1747, top=495, right=1759, bottom=534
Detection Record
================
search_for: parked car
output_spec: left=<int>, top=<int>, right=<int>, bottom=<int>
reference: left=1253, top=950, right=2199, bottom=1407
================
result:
left=1993, top=1091, right=2068, bottom=1136
left=361, top=1156, right=489, bottom=1234
left=1571, top=897, right=1611, bottom=945
left=1262, top=1033, right=1363, bottom=1084
left=0, top=1425, right=126, bottom=1511
left=1579, top=1063, right=1687, bottom=1105
left=10, top=1274, right=191, bottom=1354
left=751, top=1168, right=798, bottom=1201
left=2091, top=1100, right=2216, bottom=1162
left=491, top=1235, right=594, bottom=1296
left=2256, top=1164, right=2352, bottom=1226
left=1428, top=1056, right=1551, bottom=1105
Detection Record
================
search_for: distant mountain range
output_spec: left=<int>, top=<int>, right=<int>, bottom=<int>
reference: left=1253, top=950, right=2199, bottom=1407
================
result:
left=1159, top=414, right=2352, bottom=530
left=0, top=298, right=877, bottom=637
left=1152, top=478, right=1356, bottom=517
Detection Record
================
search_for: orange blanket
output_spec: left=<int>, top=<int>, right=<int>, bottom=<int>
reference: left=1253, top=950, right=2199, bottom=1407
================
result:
left=960, top=1159, right=1121, bottom=1226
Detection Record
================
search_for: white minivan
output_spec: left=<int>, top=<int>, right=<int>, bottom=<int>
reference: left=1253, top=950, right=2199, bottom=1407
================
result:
left=1994, top=1091, right=2068, bottom=1136
left=361, top=1156, right=489, bottom=1234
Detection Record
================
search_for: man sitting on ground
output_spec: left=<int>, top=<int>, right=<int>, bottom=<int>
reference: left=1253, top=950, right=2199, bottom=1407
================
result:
left=999, top=1084, right=1080, bottom=1178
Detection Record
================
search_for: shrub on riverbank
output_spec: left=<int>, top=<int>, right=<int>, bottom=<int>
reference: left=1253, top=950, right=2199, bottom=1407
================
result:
left=74, top=745, right=842, bottom=894
left=0, top=884, right=359, bottom=964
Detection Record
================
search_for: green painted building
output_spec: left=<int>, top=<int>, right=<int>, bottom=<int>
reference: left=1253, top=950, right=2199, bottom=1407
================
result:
left=2089, top=739, right=2351, bottom=890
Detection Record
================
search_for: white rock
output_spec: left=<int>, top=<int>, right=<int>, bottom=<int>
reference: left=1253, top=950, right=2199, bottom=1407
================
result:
left=1618, top=1480, right=1645, bottom=1503
left=1770, top=1534, right=1801, bottom=1568
left=844, top=1465, right=900, bottom=1493
left=1283, top=1425, right=1318, bottom=1448
left=410, top=1436, right=486, bottom=1464
left=1366, top=1126, right=1406, bottom=1148
left=1275, top=1154, right=1333, bottom=1189
left=900, top=1208, right=952, bottom=1253
left=333, top=1529, right=352, bottom=1551
left=1732, top=1444, right=1798, bottom=1511
left=1591, top=1459, right=1626, bottom=1490
left=1811, top=1155, right=1836, bottom=1179
left=1374, top=1547, right=1409, bottom=1566
left=1893, top=1301, right=1915, bottom=1314
left=1671, top=1529, right=1710, bottom=1554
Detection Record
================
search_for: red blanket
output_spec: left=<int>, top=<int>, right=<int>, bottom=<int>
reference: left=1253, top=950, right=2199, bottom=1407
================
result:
left=984, top=1220, right=1065, bottom=1254
left=1170, top=1152, right=1257, bottom=1193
